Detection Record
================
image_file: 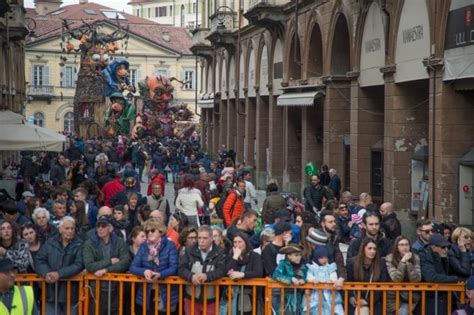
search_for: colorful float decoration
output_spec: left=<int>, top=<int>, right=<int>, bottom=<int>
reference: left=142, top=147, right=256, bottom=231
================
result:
left=61, top=18, right=196, bottom=139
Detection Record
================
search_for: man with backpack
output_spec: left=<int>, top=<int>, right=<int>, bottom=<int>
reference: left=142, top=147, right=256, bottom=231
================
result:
left=222, top=180, right=245, bottom=227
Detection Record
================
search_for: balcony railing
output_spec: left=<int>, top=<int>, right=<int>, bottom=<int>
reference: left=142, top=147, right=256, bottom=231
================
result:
left=28, top=85, right=54, bottom=96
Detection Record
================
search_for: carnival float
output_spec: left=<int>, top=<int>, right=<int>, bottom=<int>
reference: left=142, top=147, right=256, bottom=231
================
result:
left=61, top=18, right=196, bottom=140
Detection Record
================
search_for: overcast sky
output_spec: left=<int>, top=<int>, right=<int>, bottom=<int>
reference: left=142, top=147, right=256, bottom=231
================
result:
left=24, top=0, right=132, bottom=13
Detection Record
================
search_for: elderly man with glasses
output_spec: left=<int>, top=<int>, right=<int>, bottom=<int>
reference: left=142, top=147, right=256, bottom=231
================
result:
left=419, top=233, right=461, bottom=314
left=83, top=215, right=130, bottom=314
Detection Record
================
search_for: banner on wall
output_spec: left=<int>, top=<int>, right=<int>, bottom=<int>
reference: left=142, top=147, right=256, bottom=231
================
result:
left=444, top=1, right=474, bottom=81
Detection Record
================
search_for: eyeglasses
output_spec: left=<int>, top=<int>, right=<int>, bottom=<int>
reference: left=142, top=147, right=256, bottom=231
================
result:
left=146, top=228, right=157, bottom=234
left=97, top=224, right=109, bottom=229
left=187, top=235, right=197, bottom=239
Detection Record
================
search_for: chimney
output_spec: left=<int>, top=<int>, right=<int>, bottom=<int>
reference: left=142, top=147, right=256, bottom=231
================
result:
left=79, top=0, right=89, bottom=4
left=34, top=0, right=62, bottom=15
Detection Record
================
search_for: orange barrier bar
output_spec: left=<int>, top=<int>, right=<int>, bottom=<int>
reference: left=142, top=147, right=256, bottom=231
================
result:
left=13, top=273, right=467, bottom=315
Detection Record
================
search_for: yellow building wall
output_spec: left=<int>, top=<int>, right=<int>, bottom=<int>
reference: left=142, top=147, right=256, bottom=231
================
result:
left=25, top=24, right=199, bottom=133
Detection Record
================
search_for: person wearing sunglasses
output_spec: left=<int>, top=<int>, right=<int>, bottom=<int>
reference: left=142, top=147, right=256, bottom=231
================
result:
left=83, top=215, right=130, bottom=314
left=129, top=219, right=178, bottom=314
left=419, top=233, right=460, bottom=315
left=412, top=219, right=434, bottom=254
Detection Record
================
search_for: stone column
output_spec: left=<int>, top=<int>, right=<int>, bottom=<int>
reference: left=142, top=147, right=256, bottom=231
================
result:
left=350, top=80, right=385, bottom=195
left=301, top=104, right=323, bottom=187
left=256, top=94, right=269, bottom=188
left=323, top=77, right=351, bottom=189
left=382, top=67, right=429, bottom=211
left=429, top=65, right=474, bottom=222
left=268, top=93, right=284, bottom=187
left=244, top=97, right=257, bottom=166
left=219, top=99, right=227, bottom=151
left=226, top=98, right=237, bottom=150
left=235, top=98, right=246, bottom=163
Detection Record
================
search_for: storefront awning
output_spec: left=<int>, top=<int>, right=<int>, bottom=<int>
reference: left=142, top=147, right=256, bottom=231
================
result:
left=197, top=99, right=215, bottom=108
left=460, top=148, right=474, bottom=166
left=277, top=91, right=325, bottom=106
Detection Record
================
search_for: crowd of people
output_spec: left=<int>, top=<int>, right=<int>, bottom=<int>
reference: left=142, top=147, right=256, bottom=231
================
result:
left=0, top=137, right=473, bottom=315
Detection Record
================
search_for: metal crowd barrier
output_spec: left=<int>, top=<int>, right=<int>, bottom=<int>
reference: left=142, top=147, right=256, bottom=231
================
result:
left=14, top=273, right=467, bottom=315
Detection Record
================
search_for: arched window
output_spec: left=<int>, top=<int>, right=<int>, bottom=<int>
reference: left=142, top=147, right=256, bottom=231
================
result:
left=64, top=112, right=74, bottom=133
left=180, top=5, right=185, bottom=27
left=33, top=112, right=44, bottom=127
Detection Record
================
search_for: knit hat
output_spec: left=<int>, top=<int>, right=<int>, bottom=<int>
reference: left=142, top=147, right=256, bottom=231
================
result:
left=273, top=222, right=292, bottom=236
left=312, top=245, right=329, bottom=262
left=306, top=229, right=328, bottom=246
left=280, top=244, right=303, bottom=255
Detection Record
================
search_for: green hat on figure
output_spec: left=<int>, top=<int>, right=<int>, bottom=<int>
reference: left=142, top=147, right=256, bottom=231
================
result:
left=305, top=162, right=319, bottom=176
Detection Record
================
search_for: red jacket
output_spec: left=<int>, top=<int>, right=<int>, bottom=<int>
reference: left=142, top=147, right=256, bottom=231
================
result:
left=223, top=190, right=244, bottom=226
left=147, top=174, right=165, bottom=196
left=102, top=178, right=125, bottom=207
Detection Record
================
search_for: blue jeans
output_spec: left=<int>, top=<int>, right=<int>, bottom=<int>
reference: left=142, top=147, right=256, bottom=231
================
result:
left=171, top=165, right=180, bottom=183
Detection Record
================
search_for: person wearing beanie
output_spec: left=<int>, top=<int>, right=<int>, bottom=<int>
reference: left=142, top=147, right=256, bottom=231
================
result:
left=272, top=244, right=307, bottom=315
left=304, top=245, right=344, bottom=315
left=453, top=275, right=474, bottom=315
left=261, top=221, right=292, bottom=276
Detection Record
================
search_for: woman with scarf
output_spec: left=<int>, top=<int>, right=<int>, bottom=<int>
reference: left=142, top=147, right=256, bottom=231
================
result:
left=129, top=219, right=178, bottom=314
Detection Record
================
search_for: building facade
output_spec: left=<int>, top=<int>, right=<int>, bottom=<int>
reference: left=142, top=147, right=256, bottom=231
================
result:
left=193, top=0, right=474, bottom=225
left=0, top=0, right=28, bottom=165
left=25, top=1, right=198, bottom=134
left=130, top=0, right=202, bottom=28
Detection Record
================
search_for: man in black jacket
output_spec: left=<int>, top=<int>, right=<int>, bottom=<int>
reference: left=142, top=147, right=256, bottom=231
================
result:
left=419, top=233, right=460, bottom=315
left=379, top=202, right=401, bottom=240
left=178, top=225, right=226, bottom=315
left=304, top=175, right=333, bottom=213
left=347, top=212, right=392, bottom=259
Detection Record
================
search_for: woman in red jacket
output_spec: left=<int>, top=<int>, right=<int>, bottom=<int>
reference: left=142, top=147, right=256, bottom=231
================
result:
left=223, top=180, right=246, bottom=227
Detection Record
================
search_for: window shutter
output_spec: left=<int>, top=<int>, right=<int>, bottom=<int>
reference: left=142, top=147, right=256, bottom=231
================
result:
left=43, top=65, right=50, bottom=86
left=31, top=66, right=35, bottom=86
left=74, top=67, right=78, bottom=86
left=136, top=69, right=142, bottom=83
left=192, top=70, right=196, bottom=90
left=60, top=66, right=65, bottom=87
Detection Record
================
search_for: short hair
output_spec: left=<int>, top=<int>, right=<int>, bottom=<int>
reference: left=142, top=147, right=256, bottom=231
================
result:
left=129, top=226, right=144, bottom=241
left=53, top=200, right=66, bottom=210
left=267, top=183, right=278, bottom=193
left=197, top=225, right=212, bottom=237
left=241, top=209, right=258, bottom=220
left=72, top=187, right=88, bottom=197
left=260, top=227, right=275, bottom=243
left=320, top=210, right=335, bottom=223
left=52, top=187, right=68, bottom=199
left=178, top=227, right=198, bottom=246
left=416, top=219, right=432, bottom=229
left=236, top=180, right=246, bottom=187
left=329, top=168, right=336, bottom=175
left=58, top=216, right=76, bottom=228
left=127, top=192, right=138, bottom=200
left=342, top=191, right=352, bottom=198
left=451, top=227, right=472, bottom=244
left=362, top=211, right=381, bottom=224
left=325, top=200, right=338, bottom=211
left=32, top=207, right=50, bottom=223
left=143, top=219, right=167, bottom=236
